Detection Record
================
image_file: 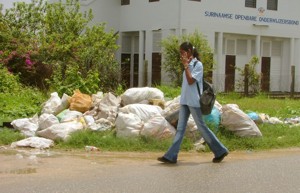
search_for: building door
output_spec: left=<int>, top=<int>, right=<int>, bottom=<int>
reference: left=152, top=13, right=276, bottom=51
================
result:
left=225, top=55, right=236, bottom=92
left=152, top=53, right=161, bottom=85
left=121, top=53, right=139, bottom=88
left=261, top=57, right=270, bottom=92
left=121, top=54, right=131, bottom=88
left=133, top=54, right=139, bottom=87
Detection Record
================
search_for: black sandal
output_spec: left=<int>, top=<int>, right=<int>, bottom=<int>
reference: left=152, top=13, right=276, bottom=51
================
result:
left=157, top=156, right=177, bottom=164
left=212, top=152, right=228, bottom=163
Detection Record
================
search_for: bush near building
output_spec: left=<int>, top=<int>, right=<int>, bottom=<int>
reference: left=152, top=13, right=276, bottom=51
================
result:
left=161, top=31, right=214, bottom=87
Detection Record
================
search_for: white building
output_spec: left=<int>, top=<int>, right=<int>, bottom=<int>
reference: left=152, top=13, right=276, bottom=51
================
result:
left=0, top=0, right=31, bottom=10
left=50, top=1, right=300, bottom=92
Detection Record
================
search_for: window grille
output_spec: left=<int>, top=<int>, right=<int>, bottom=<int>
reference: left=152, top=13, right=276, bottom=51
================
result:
left=267, top=0, right=278, bottom=10
left=262, top=42, right=271, bottom=57
left=245, top=0, right=256, bottom=8
left=272, top=41, right=281, bottom=56
left=237, top=40, right=247, bottom=55
left=121, top=0, right=130, bottom=5
left=226, top=40, right=236, bottom=55
left=153, top=31, right=162, bottom=52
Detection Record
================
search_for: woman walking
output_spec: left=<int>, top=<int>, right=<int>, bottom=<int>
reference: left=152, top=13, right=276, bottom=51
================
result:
left=157, top=42, right=228, bottom=164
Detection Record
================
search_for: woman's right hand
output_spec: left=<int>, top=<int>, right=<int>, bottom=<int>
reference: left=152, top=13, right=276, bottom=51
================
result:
left=180, top=51, right=188, bottom=65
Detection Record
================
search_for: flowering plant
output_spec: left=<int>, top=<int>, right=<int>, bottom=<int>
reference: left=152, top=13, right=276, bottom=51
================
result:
left=0, top=0, right=120, bottom=93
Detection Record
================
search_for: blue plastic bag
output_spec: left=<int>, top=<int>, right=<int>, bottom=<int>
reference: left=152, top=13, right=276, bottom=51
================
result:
left=203, top=107, right=221, bottom=132
left=247, top=112, right=259, bottom=121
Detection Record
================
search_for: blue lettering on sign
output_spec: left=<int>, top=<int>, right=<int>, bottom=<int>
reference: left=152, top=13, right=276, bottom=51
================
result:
left=204, top=11, right=233, bottom=19
left=259, top=17, right=299, bottom=25
left=204, top=11, right=299, bottom=26
left=235, top=14, right=257, bottom=21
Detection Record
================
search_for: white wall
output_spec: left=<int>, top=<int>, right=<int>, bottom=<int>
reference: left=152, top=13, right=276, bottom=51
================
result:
left=0, top=0, right=31, bottom=10
left=119, top=0, right=180, bottom=32
left=80, top=0, right=120, bottom=31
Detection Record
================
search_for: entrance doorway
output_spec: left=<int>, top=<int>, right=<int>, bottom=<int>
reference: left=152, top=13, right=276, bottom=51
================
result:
left=225, top=55, right=236, bottom=92
left=152, top=53, right=161, bottom=85
left=121, top=54, right=130, bottom=88
left=121, top=53, right=139, bottom=88
left=261, top=57, right=270, bottom=92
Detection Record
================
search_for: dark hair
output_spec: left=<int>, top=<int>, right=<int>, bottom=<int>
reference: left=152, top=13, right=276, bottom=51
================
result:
left=180, top=42, right=200, bottom=60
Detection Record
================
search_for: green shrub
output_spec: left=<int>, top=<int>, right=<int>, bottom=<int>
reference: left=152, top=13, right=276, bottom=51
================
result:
left=0, top=87, right=46, bottom=122
left=0, top=64, right=21, bottom=93
left=0, top=129, right=24, bottom=145
left=50, top=62, right=100, bottom=96
left=236, top=56, right=261, bottom=94
left=161, top=31, right=214, bottom=86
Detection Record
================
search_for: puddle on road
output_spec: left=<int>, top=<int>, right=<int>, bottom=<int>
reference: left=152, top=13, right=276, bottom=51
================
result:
left=1, top=146, right=300, bottom=174
left=0, top=147, right=61, bottom=158
left=0, top=168, right=37, bottom=174
left=0, top=147, right=60, bottom=176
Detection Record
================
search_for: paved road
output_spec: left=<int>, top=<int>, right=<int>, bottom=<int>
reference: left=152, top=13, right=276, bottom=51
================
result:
left=0, top=147, right=300, bottom=193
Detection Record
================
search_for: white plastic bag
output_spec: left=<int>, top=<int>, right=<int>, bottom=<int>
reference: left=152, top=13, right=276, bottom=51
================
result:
left=89, top=118, right=113, bottom=131
left=11, top=114, right=39, bottom=137
left=121, top=87, right=164, bottom=106
left=94, top=92, right=120, bottom=123
left=162, top=96, right=181, bottom=117
left=221, top=104, right=262, bottom=137
left=54, top=93, right=70, bottom=115
left=57, top=109, right=83, bottom=123
left=11, top=137, right=54, bottom=149
left=38, top=113, right=59, bottom=131
left=119, top=104, right=162, bottom=122
left=36, top=121, right=84, bottom=141
left=41, top=92, right=62, bottom=115
left=141, top=115, right=176, bottom=139
left=115, top=112, right=143, bottom=138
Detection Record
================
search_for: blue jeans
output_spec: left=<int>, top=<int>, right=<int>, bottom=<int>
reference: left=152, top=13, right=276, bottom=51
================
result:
left=164, top=105, right=228, bottom=162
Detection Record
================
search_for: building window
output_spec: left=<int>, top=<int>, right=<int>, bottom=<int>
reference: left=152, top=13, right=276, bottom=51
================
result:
left=267, top=0, right=278, bottom=10
left=237, top=39, right=247, bottom=55
left=245, top=0, right=256, bottom=8
left=149, top=0, right=159, bottom=2
left=121, top=0, right=130, bottom=5
left=272, top=41, right=282, bottom=56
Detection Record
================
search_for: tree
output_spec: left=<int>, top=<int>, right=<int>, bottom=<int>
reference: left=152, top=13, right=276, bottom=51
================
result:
left=161, top=31, right=214, bottom=86
left=0, top=0, right=121, bottom=95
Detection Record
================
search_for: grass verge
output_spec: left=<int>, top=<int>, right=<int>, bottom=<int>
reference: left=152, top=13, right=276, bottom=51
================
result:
left=54, top=129, right=194, bottom=152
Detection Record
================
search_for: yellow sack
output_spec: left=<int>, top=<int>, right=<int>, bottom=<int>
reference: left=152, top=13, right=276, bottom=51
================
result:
left=68, top=89, right=92, bottom=113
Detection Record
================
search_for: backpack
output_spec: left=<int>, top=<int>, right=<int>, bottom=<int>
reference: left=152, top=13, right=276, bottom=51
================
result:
left=194, top=61, right=216, bottom=115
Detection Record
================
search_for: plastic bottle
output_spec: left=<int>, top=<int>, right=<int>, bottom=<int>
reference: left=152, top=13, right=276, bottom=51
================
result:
left=85, top=146, right=99, bottom=151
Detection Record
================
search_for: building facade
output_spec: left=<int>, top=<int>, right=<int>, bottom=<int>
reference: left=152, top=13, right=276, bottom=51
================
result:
left=51, top=0, right=300, bottom=92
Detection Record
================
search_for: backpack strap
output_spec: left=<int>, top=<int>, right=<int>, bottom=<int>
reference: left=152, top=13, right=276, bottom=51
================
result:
left=194, top=61, right=202, bottom=96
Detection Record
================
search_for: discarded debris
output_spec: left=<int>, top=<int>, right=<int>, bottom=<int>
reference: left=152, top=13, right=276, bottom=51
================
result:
left=85, top=146, right=100, bottom=151
left=11, top=137, right=54, bottom=149
left=221, top=104, right=262, bottom=137
left=7, top=87, right=294, bottom=150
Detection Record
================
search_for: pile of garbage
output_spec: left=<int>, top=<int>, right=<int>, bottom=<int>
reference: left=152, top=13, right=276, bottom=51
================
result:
left=9, top=87, right=267, bottom=149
